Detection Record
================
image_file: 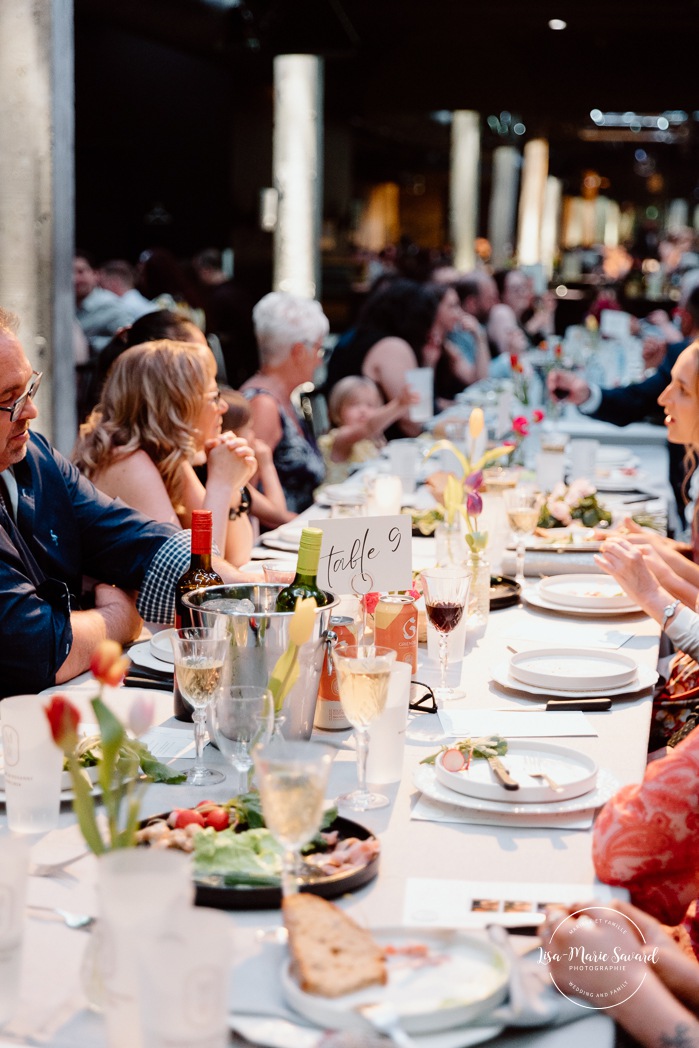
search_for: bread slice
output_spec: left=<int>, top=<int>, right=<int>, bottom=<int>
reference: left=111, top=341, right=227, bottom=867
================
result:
left=283, top=893, right=387, bottom=998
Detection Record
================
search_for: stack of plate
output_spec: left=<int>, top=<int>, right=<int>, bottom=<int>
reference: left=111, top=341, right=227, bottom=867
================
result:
left=523, top=573, right=642, bottom=616
left=491, top=645, right=655, bottom=699
left=413, top=741, right=619, bottom=817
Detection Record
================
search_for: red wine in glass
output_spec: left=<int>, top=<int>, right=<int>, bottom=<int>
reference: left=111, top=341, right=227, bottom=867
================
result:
left=426, top=602, right=463, bottom=633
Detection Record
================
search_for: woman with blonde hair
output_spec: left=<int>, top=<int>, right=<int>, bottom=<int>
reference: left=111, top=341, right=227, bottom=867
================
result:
left=73, top=340, right=257, bottom=576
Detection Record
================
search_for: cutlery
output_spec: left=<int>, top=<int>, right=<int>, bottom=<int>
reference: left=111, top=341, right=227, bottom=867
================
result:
left=546, top=697, right=612, bottom=711
left=27, top=905, right=95, bottom=930
left=524, top=757, right=563, bottom=793
left=357, top=1001, right=418, bottom=1048
left=31, top=851, right=90, bottom=878
left=486, top=754, right=519, bottom=790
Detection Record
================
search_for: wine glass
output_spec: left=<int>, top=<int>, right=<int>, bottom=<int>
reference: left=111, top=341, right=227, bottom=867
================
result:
left=171, top=627, right=229, bottom=786
left=503, top=487, right=544, bottom=585
left=332, top=645, right=396, bottom=810
left=211, top=686, right=274, bottom=787
left=420, top=568, right=470, bottom=703
left=253, top=738, right=333, bottom=898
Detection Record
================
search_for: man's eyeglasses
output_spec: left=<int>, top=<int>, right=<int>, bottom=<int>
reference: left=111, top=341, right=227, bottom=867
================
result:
left=0, top=371, right=42, bottom=422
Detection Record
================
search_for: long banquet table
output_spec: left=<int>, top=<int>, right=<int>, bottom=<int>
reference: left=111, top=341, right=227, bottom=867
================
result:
left=0, top=539, right=659, bottom=1047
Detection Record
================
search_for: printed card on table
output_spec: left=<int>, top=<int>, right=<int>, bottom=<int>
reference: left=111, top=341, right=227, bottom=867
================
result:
left=309, top=514, right=412, bottom=595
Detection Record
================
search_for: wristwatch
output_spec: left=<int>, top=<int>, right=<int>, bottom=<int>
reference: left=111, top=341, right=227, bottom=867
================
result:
left=661, top=598, right=681, bottom=630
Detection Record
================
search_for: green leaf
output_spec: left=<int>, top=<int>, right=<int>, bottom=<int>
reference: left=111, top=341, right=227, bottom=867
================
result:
left=267, top=643, right=300, bottom=714
left=129, top=740, right=187, bottom=784
left=65, top=754, right=106, bottom=855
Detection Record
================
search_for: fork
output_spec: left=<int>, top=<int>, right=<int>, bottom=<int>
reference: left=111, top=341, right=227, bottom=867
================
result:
left=27, top=905, right=96, bottom=930
left=357, top=1002, right=418, bottom=1048
left=524, top=757, right=563, bottom=793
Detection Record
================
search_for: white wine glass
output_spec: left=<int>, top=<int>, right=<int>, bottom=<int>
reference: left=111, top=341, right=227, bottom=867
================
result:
left=171, top=627, right=229, bottom=786
left=332, top=644, right=396, bottom=810
left=420, top=568, right=470, bottom=703
left=503, top=487, right=544, bottom=585
left=211, top=685, right=274, bottom=788
left=253, top=738, right=333, bottom=898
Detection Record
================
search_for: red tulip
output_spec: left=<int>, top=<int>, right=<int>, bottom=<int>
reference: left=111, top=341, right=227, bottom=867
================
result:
left=362, top=591, right=381, bottom=616
left=465, top=469, right=483, bottom=492
left=90, top=640, right=129, bottom=687
left=532, top=409, right=545, bottom=423
left=45, top=694, right=80, bottom=752
left=512, top=416, right=529, bottom=436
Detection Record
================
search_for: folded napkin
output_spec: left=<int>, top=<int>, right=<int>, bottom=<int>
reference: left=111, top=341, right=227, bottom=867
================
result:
left=501, top=551, right=602, bottom=578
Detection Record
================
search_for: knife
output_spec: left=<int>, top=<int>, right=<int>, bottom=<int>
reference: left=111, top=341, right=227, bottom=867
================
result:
left=486, top=755, right=520, bottom=790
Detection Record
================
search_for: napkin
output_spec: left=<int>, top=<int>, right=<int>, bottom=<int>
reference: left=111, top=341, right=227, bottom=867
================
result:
left=501, top=551, right=602, bottom=578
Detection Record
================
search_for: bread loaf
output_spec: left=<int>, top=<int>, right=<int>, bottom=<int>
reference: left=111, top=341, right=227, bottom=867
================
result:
left=283, top=893, right=386, bottom=997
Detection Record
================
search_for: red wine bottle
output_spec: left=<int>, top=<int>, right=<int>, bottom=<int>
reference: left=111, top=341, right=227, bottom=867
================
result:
left=173, top=510, right=223, bottom=721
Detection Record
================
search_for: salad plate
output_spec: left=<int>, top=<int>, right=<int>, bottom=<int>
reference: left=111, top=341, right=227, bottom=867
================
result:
left=508, top=647, right=637, bottom=690
left=281, top=926, right=509, bottom=1035
left=522, top=527, right=601, bottom=552
left=260, top=523, right=305, bottom=552
left=149, top=628, right=176, bottom=664
left=490, top=658, right=656, bottom=699
left=228, top=1014, right=504, bottom=1048
left=127, top=641, right=174, bottom=676
left=539, top=573, right=637, bottom=610
left=434, top=740, right=598, bottom=803
left=522, top=582, right=642, bottom=617
left=414, top=763, right=620, bottom=816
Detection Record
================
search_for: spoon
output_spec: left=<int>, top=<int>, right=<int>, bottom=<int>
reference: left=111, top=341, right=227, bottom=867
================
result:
left=27, top=905, right=95, bottom=930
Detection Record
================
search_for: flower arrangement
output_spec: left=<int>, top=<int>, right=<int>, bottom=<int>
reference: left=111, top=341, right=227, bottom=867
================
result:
left=45, top=641, right=186, bottom=854
left=537, top=479, right=612, bottom=530
left=503, top=409, right=545, bottom=467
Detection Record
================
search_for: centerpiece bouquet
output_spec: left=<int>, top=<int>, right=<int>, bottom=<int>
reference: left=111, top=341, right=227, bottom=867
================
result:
left=537, top=479, right=611, bottom=530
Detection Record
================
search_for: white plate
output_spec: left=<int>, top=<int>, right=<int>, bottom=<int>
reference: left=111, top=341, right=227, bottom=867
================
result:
left=128, top=641, right=174, bottom=675
left=228, top=1015, right=504, bottom=1048
left=0, top=772, right=101, bottom=804
left=149, top=628, right=176, bottom=665
left=434, top=740, right=598, bottom=803
left=508, top=647, right=638, bottom=690
left=491, top=659, right=656, bottom=698
left=539, top=573, right=637, bottom=610
left=281, top=926, right=509, bottom=1036
left=594, top=470, right=647, bottom=492
left=414, top=763, right=621, bottom=815
left=526, top=526, right=601, bottom=552
left=522, top=582, right=642, bottom=617
left=596, top=446, right=634, bottom=467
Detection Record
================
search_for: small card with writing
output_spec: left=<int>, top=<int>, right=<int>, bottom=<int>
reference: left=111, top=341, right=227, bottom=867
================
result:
left=309, top=514, right=412, bottom=594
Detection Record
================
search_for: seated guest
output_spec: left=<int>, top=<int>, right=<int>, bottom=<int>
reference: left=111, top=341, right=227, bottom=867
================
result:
left=0, top=308, right=191, bottom=697
left=488, top=268, right=556, bottom=358
left=240, top=292, right=329, bottom=514
left=74, top=341, right=257, bottom=569
left=97, top=259, right=158, bottom=323
left=219, top=388, right=294, bottom=531
left=74, top=252, right=132, bottom=354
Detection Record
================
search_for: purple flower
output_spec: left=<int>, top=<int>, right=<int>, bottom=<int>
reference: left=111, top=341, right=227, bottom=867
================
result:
left=466, top=490, right=483, bottom=516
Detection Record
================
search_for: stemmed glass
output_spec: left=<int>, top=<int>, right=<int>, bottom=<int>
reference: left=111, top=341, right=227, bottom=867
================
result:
left=332, top=645, right=396, bottom=810
left=253, top=739, right=333, bottom=898
left=420, top=567, right=470, bottom=703
left=503, top=487, right=544, bottom=585
left=171, top=627, right=229, bottom=785
left=211, top=686, right=274, bottom=788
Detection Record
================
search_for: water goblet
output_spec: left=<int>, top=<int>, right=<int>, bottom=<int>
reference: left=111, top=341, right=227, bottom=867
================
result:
left=253, top=738, right=333, bottom=898
left=420, top=568, right=470, bottom=703
left=503, top=487, right=544, bottom=585
left=332, top=645, right=397, bottom=810
left=211, top=685, right=274, bottom=787
left=171, top=627, right=229, bottom=786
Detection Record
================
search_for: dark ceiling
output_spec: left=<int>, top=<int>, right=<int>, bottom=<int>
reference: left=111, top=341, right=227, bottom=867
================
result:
left=74, top=0, right=699, bottom=228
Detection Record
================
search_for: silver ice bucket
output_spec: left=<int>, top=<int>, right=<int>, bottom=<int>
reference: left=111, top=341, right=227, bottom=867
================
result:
left=182, top=583, right=339, bottom=740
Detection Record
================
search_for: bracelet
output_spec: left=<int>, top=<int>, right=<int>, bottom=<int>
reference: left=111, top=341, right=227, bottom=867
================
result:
left=228, top=486, right=252, bottom=521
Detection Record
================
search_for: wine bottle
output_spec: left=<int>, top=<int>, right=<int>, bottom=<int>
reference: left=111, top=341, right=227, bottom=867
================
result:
left=274, top=527, right=329, bottom=611
left=173, top=509, right=223, bottom=721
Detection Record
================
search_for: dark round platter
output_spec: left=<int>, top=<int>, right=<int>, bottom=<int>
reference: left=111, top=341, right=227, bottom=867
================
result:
left=141, top=813, right=379, bottom=911
left=490, top=575, right=521, bottom=610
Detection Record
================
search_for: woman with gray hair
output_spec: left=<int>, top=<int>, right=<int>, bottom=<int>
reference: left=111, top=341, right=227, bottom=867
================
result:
left=240, top=291, right=328, bottom=513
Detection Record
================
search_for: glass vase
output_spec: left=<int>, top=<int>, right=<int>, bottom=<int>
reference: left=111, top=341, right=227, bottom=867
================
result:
left=435, top=517, right=467, bottom=568
left=467, top=550, right=490, bottom=629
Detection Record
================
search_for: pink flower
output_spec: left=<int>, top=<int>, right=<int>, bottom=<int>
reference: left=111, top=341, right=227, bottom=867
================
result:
left=466, top=491, right=483, bottom=516
left=565, top=478, right=596, bottom=505
left=549, top=500, right=572, bottom=525
left=512, top=416, right=529, bottom=437
left=45, top=694, right=81, bottom=753
left=464, top=469, right=483, bottom=491
left=362, top=591, right=380, bottom=616
left=128, top=694, right=155, bottom=737
left=90, top=640, right=129, bottom=687
left=532, top=409, right=545, bottom=424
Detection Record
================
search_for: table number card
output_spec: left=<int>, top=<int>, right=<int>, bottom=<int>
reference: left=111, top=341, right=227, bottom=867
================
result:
left=309, top=514, right=412, bottom=594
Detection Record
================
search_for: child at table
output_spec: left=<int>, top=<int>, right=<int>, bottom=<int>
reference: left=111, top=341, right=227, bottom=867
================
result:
left=220, top=389, right=295, bottom=530
left=318, top=376, right=416, bottom=485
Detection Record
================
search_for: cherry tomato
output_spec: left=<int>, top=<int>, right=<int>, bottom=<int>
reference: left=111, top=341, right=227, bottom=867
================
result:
left=174, top=809, right=206, bottom=829
left=204, top=806, right=230, bottom=832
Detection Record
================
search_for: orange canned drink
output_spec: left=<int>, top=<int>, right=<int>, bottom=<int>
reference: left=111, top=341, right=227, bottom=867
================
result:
left=374, top=595, right=418, bottom=673
left=315, top=616, right=356, bottom=731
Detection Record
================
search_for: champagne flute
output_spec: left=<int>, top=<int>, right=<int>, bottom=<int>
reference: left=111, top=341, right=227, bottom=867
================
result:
left=503, top=487, right=544, bottom=585
left=171, top=627, right=229, bottom=785
left=420, top=568, right=470, bottom=703
left=253, top=739, right=333, bottom=898
left=211, top=686, right=274, bottom=787
left=332, top=645, right=396, bottom=810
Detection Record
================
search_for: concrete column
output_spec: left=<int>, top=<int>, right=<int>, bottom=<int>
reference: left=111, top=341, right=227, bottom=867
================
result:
left=0, top=0, right=75, bottom=452
left=272, top=55, right=323, bottom=299
left=516, top=139, right=549, bottom=265
left=488, top=146, right=520, bottom=269
left=450, top=111, right=480, bottom=272
left=540, top=176, right=562, bottom=278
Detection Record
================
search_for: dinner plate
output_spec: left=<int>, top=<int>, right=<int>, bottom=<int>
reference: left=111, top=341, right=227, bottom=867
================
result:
left=596, top=446, right=634, bottom=467
left=127, top=641, right=175, bottom=676
left=281, top=926, right=509, bottom=1035
left=594, top=470, right=647, bottom=493
left=434, top=740, right=598, bottom=803
left=539, top=573, right=637, bottom=610
left=140, top=814, right=380, bottom=910
left=508, top=647, right=638, bottom=691
left=490, top=659, right=656, bottom=698
left=489, top=576, right=520, bottom=610
left=414, top=763, right=621, bottom=816
left=522, top=582, right=642, bottom=617
left=524, top=527, right=601, bottom=552
left=149, top=628, right=176, bottom=665
left=228, top=1014, right=504, bottom=1048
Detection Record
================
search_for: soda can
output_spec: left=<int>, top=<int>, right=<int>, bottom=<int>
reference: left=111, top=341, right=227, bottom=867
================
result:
left=314, top=616, right=356, bottom=731
left=374, top=595, right=418, bottom=673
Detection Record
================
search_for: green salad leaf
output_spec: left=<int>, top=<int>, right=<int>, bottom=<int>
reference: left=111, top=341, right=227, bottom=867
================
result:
left=420, top=734, right=508, bottom=766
